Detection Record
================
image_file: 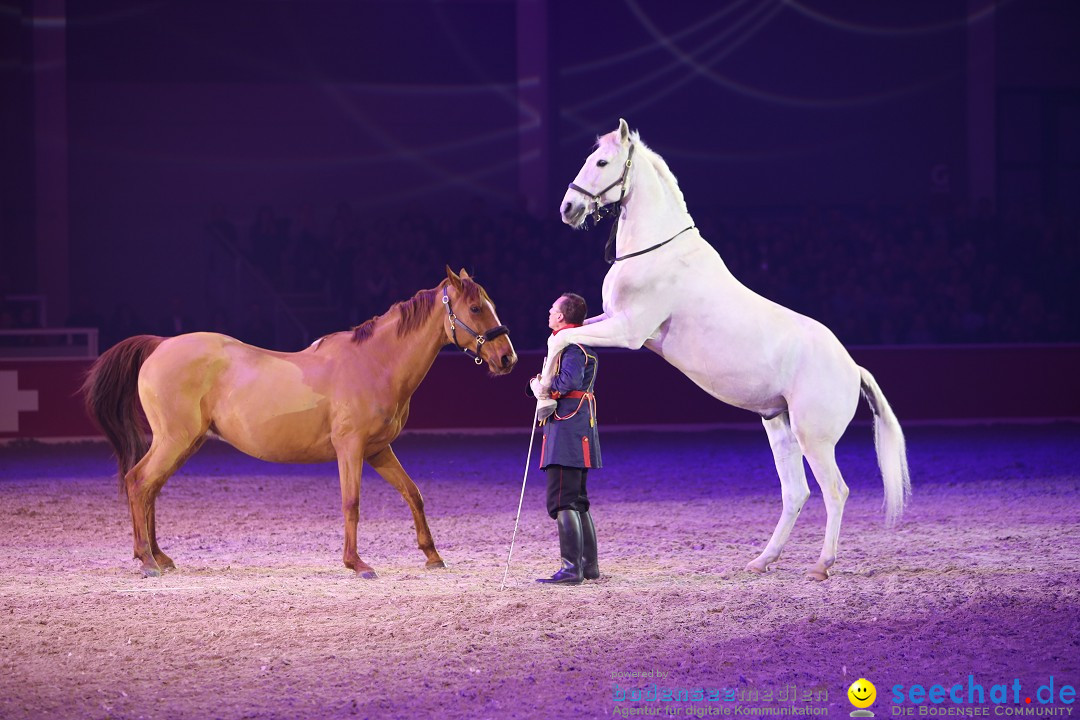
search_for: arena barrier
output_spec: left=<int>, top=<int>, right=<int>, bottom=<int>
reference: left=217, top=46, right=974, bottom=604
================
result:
left=1, top=344, right=1078, bottom=440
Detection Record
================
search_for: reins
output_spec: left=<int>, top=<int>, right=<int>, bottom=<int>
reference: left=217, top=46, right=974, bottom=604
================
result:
left=604, top=224, right=696, bottom=264
left=441, top=285, right=509, bottom=365
left=566, top=142, right=694, bottom=265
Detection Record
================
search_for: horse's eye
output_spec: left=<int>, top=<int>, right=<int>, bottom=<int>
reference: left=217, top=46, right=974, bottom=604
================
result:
left=470, top=306, right=480, bottom=314
left=597, top=159, right=609, bottom=167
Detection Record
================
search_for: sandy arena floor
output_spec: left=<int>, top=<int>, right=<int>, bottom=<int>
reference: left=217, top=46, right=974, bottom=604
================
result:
left=1, top=423, right=1078, bottom=719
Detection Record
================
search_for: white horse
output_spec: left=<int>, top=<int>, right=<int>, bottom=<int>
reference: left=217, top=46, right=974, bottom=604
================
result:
left=541, top=119, right=910, bottom=581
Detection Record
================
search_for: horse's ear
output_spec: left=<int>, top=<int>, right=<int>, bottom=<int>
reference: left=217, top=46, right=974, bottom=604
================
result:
left=459, top=268, right=472, bottom=281
left=446, top=264, right=463, bottom=291
left=618, top=118, right=630, bottom=144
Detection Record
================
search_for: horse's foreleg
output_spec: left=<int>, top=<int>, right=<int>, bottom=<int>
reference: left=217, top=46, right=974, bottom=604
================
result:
left=541, top=313, right=649, bottom=386
left=802, top=443, right=849, bottom=582
left=368, top=446, right=445, bottom=569
left=582, top=312, right=609, bottom=326
left=747, top=414, right=809, bottom=575
left=335, top=442, right=376, bottom=578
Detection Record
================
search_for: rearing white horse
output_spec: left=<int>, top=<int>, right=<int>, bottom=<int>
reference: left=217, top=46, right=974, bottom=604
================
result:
left=542, top=119, right=910, bottom=581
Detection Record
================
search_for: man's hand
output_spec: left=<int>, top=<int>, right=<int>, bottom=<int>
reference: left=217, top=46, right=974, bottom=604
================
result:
left=535, top=396, right=556, bottom=423
left=529, top=376, right=548, bottom=399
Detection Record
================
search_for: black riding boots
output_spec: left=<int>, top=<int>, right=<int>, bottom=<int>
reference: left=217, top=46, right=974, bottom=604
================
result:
left=537, top=509, right=600, bottom=585
left=580, top=510, right=600, bottom=580
left=536, top=509, right=584, bottom=585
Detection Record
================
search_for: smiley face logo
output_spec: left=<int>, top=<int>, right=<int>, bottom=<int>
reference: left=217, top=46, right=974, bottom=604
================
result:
left=848, top=678, right=877, bottom=709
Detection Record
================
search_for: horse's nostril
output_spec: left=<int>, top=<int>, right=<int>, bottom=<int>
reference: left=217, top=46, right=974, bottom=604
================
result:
left=501, top=354, right=511, bottom=368
left=563, top=202, right=572, bottom=215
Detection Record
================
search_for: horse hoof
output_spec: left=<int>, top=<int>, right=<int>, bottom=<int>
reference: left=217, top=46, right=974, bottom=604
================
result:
left=425, top=560, right=447, bottom=570
left=745, top=561, right=770, bottom=574
left=806, top=568, right=830, bottom=582
left=141, top=566, right=162, bottom=578
left=359, top=570, right=379, bottom=580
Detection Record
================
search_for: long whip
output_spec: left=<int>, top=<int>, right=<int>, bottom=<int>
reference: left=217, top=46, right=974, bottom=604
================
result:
left=500, top=407, right=540, bottom=590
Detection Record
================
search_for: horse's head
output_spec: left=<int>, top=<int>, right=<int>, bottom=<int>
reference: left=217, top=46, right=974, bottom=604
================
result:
left=561, top=118, right=635, bottom=228
left=441, top=266, right=517, bottom=375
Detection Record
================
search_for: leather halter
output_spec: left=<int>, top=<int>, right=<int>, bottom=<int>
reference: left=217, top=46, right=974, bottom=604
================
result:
left=567, top=142, right=635, bottom=226
left=567, top=143, right=693, bottom=264
left=442, top=286, right=509, bottom=365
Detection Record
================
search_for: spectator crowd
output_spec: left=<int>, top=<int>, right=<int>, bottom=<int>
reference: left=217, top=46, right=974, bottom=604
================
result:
left=2, top=198, right=1077, bottom=353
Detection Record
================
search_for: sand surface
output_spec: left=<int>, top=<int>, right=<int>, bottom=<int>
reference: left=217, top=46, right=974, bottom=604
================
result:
left=1, top=424, right=1078, bottom=719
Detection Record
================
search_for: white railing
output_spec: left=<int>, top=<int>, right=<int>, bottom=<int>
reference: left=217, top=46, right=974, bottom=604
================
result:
left=0, top=328, right=99, bottom=359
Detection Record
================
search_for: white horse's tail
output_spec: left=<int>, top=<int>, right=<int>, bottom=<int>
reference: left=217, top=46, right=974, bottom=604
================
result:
left=859, top=366, right=911, bottom=527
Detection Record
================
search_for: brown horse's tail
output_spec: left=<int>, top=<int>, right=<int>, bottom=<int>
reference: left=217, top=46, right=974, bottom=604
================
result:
left=81, top=335, right=164, bottom=491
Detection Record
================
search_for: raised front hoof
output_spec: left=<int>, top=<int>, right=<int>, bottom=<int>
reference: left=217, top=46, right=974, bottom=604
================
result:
left=806, top=566, right=831, bottom=582
left=425, top=559, right=447, bottom=570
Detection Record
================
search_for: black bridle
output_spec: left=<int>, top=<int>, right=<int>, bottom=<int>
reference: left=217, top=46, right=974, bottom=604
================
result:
left=442, top=286, right=509, bottom=365
left=568, top=142, right=636, bottom=227
left=567, top=142, right=694, bottom=265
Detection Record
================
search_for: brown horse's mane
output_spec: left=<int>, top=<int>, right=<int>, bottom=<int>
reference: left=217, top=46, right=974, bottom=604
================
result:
left=320, top=278, right=492, bottom=348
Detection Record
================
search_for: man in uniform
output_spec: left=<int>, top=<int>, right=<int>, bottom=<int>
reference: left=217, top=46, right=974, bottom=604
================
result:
left=527, top=292, right=601, bottom=585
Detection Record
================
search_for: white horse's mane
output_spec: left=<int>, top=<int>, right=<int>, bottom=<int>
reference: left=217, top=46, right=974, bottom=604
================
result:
left=625, top=131, right=688, bottom=212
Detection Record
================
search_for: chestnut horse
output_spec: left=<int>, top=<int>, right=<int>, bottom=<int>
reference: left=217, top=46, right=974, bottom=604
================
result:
left=83, top=267, right=517, bottom=578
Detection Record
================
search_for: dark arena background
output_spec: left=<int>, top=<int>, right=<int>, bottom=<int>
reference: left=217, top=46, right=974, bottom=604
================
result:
left=2, top=2, right=1079, bottom=719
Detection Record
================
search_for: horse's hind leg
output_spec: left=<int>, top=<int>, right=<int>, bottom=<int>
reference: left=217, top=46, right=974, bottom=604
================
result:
left=147, top=496, right=174, bottom=572
left=747, top=413, right=810, bottom=574
left=126, top=434, right=200, bottom=577
left=368, top=446, right=445, bottom=569
left=146, top=436, right=207, bottom=572
left=799, top=440, right=849, bottom=581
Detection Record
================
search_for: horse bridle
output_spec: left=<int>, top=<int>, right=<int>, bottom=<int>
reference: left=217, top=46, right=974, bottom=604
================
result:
left=567, top=141, right=694, bottom=265
left=442, top=286, right=509, bottom=365
left=567, top=142, right=636, bottom=226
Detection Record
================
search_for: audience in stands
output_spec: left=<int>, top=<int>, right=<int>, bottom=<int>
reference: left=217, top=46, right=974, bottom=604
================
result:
left=2, top=200, right=1077, bottom=352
